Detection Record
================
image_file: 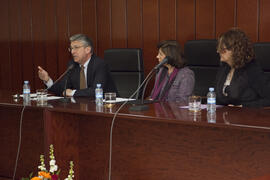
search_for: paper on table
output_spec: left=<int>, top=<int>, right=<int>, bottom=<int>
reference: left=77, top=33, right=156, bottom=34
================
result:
left=15, top=93, right=63, bottom=101
left=32, top=96, right=63, bottom=101
left=179, top=104, right=223, bottom=109
left=104, top=97, right=135, bottom=103
left=18, top=93, right=37, bottom=98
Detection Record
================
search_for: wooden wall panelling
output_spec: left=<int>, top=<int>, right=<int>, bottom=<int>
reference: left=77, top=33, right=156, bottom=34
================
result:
left=82, top=0, right=97, bottom=49
left=1, top=0, right=270, bottom=93
left=69, top=0, right=82, bottom=36
left=196, top=0, right=216, bottom=39
left=0, top=0, right=11, bottom=90
left=236, top=0, right=259, bottom=42
left=259, top=0, right=270, bottom=42
left=9, top=0, right=23, bottom=91
left=97, top=0, right=111, bottom=57
left=159, top=0, right=176, bottom=41
left=111, top=0, right=127, bottom=48
left=142, top=0, right=159, bottom=95
left=67, top=0, right=83, bottom=82
left=32, top=0, right=46, bottom=89
left=43, top=0, right=58, bottom=85
left=215, top=0, right=236, bottom=38
left=56, top=0, right=70, bottom=76
left=142, top=0, right=159, bottom=73
left=176, top=0, right=195, bottom=46
left=21, top=0, right=35, bottom=88
left=126, top=0, right=143, bottom=48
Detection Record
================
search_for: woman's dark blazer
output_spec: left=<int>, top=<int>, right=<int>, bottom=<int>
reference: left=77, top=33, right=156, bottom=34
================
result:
left=216, top=59, right=270, bottom=107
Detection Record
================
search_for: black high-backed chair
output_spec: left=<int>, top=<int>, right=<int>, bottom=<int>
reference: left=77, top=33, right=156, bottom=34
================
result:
left=104, top=48, right=144, bottom=99
left=254, top=42, right=270, bottom=81
left=184, top=39, right=220, bottom=97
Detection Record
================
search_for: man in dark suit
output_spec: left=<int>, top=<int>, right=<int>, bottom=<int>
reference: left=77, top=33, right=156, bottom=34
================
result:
left=38, top=34, right=117, bottom=97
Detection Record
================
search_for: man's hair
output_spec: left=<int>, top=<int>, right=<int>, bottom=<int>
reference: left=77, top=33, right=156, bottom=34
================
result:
left=69, top=34, right=94, bottom=53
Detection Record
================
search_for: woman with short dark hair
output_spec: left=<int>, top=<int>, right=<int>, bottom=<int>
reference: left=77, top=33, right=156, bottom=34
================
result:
left=150, top=40, right=195, bottom=103
left=216, top=28, right=270, bottom=107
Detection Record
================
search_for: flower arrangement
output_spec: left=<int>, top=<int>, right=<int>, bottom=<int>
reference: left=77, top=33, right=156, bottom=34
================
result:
left=22, top=144, right=74, bottom=180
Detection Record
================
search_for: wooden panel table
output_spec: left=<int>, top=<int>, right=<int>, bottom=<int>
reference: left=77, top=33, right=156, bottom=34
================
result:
left=0, top=90, right=270, bottom=180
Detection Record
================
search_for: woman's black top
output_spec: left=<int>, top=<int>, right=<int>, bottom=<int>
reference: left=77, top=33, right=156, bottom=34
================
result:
left=216, top=59, right=270, bottom=107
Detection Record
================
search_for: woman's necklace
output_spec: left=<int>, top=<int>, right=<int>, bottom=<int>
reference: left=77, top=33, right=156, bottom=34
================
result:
left=227, top=68, right=235, bottom=83
left=223, top=68, right=235, bottom=96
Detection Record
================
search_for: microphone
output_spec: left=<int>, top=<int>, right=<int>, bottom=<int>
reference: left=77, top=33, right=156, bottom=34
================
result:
left=67, top=64, right=75, bottom=71
left=46, top=64, right=74, bottom=91
left=129, top=57, right=169, bottom=111
left=154, top=56, right=169, bottom=70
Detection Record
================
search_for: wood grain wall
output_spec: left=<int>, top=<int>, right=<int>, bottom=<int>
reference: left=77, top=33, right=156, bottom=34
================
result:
left=0, top=0, right=269, bottom=92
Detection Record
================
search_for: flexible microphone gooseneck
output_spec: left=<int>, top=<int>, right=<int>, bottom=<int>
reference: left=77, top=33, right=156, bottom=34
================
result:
left=128, top=69, right=155, bottom=111
left=108, top=57, right=169, bottom=180
left=129, top=57, right=169, bottom=111
left=46, top=64, right=74, bottom=91
left=141, top=70, right=156, bottom=103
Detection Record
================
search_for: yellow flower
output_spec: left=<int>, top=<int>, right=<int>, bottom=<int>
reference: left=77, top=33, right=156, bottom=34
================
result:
left=39, top=171, right=51, bottom=179
left=31, top=177, right=42, bottom=180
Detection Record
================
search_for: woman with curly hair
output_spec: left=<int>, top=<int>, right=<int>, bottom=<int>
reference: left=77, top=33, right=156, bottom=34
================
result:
left=216, top=28, right=270, bottom=107
left=150, top=40, right=195, bottom=103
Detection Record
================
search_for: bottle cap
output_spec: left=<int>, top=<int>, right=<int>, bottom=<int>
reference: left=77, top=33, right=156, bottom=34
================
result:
left=97, top=84, right=101, bottom=88
left=24, top=80, right=29, bottom=84
left=209, top=87, right=214, bottom=91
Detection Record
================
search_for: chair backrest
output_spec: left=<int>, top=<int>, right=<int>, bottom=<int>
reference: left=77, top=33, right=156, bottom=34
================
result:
left=254, top=42, right=270, bottom=81
left=184, top=39, right=220, bottom=96
left=104, top=48, right=144, bottom=99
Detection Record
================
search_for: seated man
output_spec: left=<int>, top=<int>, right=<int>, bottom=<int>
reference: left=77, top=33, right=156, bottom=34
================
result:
left=38, top=34, right=118, bottom=97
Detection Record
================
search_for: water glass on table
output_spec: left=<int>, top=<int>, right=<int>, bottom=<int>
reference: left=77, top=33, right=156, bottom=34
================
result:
left=188, top=95, right=201, bottom=112
left=36, top=89, right=48, bottom=106
left=104, top=92, right=116, bottom=108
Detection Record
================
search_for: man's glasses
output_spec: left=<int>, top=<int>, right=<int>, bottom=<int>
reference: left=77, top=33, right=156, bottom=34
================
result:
left=68, top=45, right=85, bottom=52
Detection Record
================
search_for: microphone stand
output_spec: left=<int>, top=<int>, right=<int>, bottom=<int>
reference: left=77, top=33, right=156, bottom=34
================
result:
left=129, top=68, right=156, bottom=111
left=128, top=57, right=169, bottom=111
left=59, top=70, right=72, bottom=103
left=60, top=78, right=70, bottom=103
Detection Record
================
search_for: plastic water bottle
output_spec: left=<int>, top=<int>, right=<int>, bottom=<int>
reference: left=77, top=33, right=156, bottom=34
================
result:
left=23, top=80, right=31, bottom=103
left=95, top=84, right=103, bottom=106
left=207, top=111, right=216, bottom=123
left=207, top=87, right=216, bottom=113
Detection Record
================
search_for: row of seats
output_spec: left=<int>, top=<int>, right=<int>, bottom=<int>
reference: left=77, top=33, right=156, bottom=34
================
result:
left=104, top=40, right=270, bottom=99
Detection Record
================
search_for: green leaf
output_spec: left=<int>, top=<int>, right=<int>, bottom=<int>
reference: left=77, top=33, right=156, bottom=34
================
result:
left=56, top=169, right=61, bottom=175
left=21, top=171, right=33, bottom=180
left=29, top=172, right=33, bottom=178
left=21, top=178, right=29, bottom=180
